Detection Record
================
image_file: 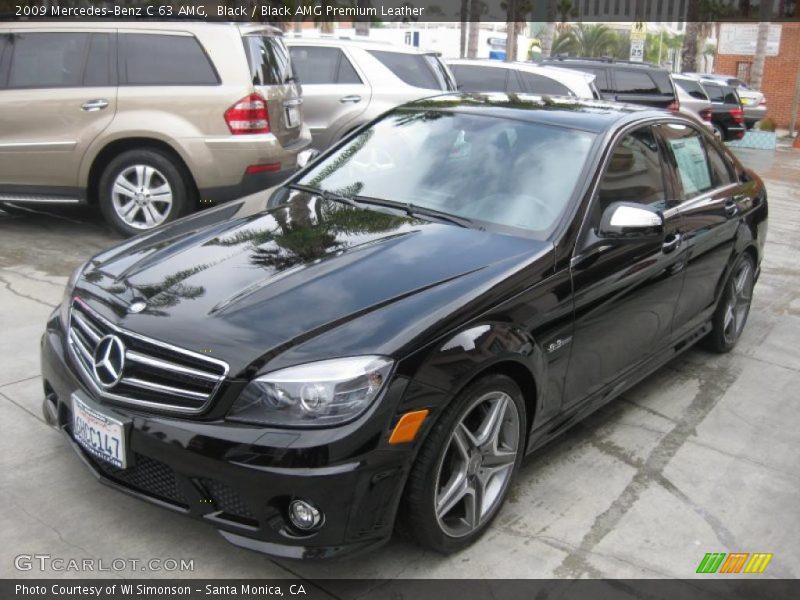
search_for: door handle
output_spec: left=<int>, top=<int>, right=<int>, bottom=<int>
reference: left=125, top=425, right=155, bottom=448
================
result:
left=81, top=99, right=109, bottom=112
left=724, top=199, right=739, bottom=217
left=339, top=95, right=362, bottom=104
left=662, top=233, right=682, bottom=254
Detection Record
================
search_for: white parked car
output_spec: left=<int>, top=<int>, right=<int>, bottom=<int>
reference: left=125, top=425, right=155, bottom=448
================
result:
left=446, top=59, right=599, bottom=99
left=286, top=37, right=456, bottom=150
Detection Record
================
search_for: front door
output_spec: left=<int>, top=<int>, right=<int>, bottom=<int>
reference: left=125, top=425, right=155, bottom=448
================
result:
left=0, top=30, right=117, bottom=197
left=565, top=124, right=687, bottom=407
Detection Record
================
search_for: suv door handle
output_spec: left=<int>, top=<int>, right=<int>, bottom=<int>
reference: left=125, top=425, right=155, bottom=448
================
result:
left=724, top=199, right=739, bottom=217
left=81, top=99, right=109, bottom=112
left=339, top=95, right=362, bottom=104
left=662, top=233, right=682, bottom=254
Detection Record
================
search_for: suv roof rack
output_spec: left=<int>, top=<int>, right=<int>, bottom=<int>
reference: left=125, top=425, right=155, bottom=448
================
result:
left=545, top=56, right=663, bottom=69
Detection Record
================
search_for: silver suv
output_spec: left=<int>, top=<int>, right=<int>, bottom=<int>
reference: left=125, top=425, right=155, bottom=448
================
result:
left=0, top=22, right=310, bottom=236
left=286, top=37, right=456, bottom=150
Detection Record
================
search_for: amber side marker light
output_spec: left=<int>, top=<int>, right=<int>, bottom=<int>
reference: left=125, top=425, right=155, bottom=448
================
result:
left=388, top=409, right=429, bottom=444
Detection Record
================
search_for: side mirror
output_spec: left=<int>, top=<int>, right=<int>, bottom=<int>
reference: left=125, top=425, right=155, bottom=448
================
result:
left=296, top=149, right=320, bottom=169
left=598, top=202, right=664, bottom=239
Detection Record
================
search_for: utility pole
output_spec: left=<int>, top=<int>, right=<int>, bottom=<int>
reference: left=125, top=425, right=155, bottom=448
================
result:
left=790, top=60, right=800, bottom=137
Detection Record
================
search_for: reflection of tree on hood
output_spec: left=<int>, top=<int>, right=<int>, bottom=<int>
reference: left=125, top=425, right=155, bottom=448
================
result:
left=102, top=264, right=211, bottom=314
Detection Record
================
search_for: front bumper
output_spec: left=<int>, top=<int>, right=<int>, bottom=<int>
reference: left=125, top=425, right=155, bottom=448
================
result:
left=40, top=314, right=423, bottom=560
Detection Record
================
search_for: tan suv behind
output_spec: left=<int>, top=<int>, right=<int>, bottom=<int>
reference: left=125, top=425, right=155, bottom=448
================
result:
left=0, top=22, right=310, bottom=236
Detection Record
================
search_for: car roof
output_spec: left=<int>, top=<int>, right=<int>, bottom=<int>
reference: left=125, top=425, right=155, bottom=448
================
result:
left=399, top=93, right=669, bottom=133
left=285, top=35, right=433, bottom=54
left=446, top=59, right=596, bottom=82
left=5, top=21, right=282, bottom=35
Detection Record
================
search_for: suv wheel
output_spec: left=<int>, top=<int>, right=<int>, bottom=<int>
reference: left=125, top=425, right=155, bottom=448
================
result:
left=704, top=253, right=755, bottom=353
left=400, top=374, right=525, bottom=554
left=98, top=149, right=190, bottom=237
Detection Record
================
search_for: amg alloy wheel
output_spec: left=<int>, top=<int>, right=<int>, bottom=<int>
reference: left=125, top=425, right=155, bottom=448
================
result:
left=705, top=253, right=756, bottom=353
left=400, top=374, right=526, bottom=553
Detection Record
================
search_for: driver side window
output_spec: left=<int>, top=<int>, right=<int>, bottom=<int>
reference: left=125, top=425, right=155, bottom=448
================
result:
left=596, top=126, right=668, bottom=215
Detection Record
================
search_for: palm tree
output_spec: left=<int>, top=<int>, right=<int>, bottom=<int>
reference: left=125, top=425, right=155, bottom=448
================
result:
left=550, top=27, right=577, bottom=56
left=572, top=24, right=618, bottom=58
left=467, top=0, right=485, bottom=59
left=460, top=0, right=469, bottom=57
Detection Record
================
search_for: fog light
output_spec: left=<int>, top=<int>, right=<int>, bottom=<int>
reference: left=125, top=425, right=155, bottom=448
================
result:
left=289, top=500, right=323, bottom=531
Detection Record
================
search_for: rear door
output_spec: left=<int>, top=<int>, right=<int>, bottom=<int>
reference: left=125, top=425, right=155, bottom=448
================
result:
left=288, top=44, right=370, bottom=150
left=0, top=29, right=117, bottom=197
left=655, top=122, right=743, bottom=338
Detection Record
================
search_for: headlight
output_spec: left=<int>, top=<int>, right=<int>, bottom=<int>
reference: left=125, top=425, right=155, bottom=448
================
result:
left=228, top=356, right=394, bottom=427
left=59, top=260, right=89, bottom=326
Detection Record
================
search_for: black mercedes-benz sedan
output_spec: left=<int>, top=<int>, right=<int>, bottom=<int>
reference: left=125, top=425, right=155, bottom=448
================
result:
left=41, top=94, right=767, bottom=559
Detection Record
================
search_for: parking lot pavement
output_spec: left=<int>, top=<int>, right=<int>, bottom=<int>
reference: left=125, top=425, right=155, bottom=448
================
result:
left=1, top=147, right=798, bottom=583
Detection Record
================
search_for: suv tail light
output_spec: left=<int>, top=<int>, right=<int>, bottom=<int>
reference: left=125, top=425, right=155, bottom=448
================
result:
left=667, top=99, right=680, bottom=112
left=729, top=108, right=745, bottom=124
left=699, top=108, right=713, bottom=122
left=225, top=94, right=270, bottom=135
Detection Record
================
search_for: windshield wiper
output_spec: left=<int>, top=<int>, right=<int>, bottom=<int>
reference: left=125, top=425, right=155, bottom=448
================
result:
left=287, top=184, right=476, bottom=229
left=286, top=183, right=358, bottom=207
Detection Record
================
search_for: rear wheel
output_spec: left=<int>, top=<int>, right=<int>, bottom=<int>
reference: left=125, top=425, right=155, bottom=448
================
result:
left=704, top=253, right=756, bottom=353
left=399, top=374, right=526, bottom=554
left=98, top=149, right=191, bottom=237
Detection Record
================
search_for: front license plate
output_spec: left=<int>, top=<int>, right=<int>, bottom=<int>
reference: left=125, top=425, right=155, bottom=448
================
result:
left=72, top=395, right=127, bottom=469
left=285, top=105, right=299, bottom=128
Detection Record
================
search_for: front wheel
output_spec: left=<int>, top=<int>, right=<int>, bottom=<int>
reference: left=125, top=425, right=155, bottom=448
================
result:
left=704, top=253, right=756, bottom=353
left=399, top=374, right=526, bottom=554
left=98, top=149, right=191, bottom=237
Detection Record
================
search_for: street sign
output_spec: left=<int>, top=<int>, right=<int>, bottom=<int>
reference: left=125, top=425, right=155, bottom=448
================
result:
left=630, top=39, right=645, bottom=62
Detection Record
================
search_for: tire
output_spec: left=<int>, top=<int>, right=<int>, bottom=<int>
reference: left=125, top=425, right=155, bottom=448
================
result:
left=703, top=253, right=756, bottom=353
left=98, top=148, right=191, bottom=237
left=399, top=373, right=526, bottom=554
left=713, top=124, right=725, bottom=141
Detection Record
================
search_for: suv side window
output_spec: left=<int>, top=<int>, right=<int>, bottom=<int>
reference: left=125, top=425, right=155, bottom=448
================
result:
left=368, top=50, right=443, bottom=90
left=517, top=72, right=572, bottom=96
left=657, top=123, right=716, bottom=200
left=452, top=65, right=507, bottom=92
left=4, top=32, right=92, bottom=89
left=290, top=46, right=361, bottom=84
left=596, top=126, right=669, bottom=214
left=615, top=70, right=659, bottom=94
left=120, top=33, right=218, bottom=86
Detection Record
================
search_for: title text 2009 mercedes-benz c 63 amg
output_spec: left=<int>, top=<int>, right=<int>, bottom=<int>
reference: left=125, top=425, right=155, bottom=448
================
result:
left=41, top=94, right=767, bottom=559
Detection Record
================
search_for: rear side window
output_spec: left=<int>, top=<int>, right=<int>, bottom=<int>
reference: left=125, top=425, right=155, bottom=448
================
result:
left=289, top=46, right=361, bottom=85
left=517, top=72, right=572, bottom=96
left=558, top=65, right=610, bottom=92
left=0, top=34, right=9, bottom=87
left=704, top=84, right=725, bottom=102
left=675, top=78, right=708, bottom=101
left=83, top=34, right=114, bottom=87
left=452, top=65, right=507, bottom=92
left=368, top=50, right=448, bottom=90
left=4, top=32, right=91, bottom=88
left=244, top=35, right=292, bottom=86
left=120, top=33, right=218, bottom=86
left=658, top=124, right=715, bottom=200
left=615, top=70, right=659, bottom=94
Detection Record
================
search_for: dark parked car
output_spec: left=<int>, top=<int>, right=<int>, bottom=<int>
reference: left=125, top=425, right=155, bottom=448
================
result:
left=42, top=95, right=767, bottom=559
left=701, top=82, right=747, bottom=141
left=540, top=57, right=677, bottom=109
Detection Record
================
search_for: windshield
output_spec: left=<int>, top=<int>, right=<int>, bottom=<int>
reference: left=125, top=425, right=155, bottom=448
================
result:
left=297, top=109, right=595, bottom=237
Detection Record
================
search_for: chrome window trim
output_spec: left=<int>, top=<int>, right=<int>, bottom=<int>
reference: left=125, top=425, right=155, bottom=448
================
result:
left=66, top=297, right=230, bottom=415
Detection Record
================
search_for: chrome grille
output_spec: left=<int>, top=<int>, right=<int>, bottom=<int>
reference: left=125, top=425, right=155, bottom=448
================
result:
left=67, top=297, right=228, bottom=414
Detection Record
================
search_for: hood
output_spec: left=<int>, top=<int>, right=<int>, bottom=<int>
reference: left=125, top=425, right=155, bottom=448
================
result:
left=78, top=191, right=547, bottom=375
